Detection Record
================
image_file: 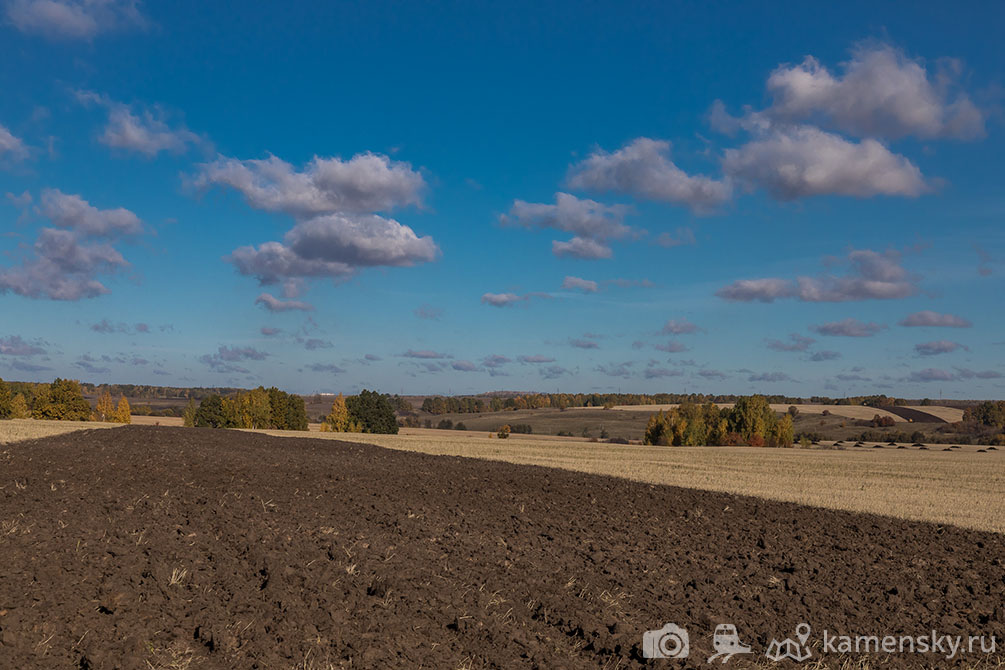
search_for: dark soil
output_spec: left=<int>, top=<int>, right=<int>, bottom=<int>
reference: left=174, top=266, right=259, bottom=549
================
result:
left=0, top=426, right=1002, bottom=669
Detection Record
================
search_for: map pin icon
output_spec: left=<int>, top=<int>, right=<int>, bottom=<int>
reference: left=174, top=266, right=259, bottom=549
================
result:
left=796, top=623, right=811, bottom=645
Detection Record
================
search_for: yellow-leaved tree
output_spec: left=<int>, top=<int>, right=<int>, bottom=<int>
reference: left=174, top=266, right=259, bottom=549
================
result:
left=95, top=391, right=115, bottom=422
left=114, top=396, right=132, bottom=424
left=10, top=394, right=30, bottom=419
left=320, top=393, right=350, bottom=432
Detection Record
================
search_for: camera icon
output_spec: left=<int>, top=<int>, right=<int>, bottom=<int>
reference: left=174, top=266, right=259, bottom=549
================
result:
left=642, top=623, right=690, bottom=659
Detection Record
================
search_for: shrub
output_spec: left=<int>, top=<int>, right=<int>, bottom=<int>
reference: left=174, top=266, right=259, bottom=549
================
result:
left=454, top=422, right=467, bottom=431
left=510, top=423, right=532, bottom=434
left=437, top=419, right=454, bottom=430
left=787, top=405, right=799, bottom=418
left=497, top=424, right=511, bottom=439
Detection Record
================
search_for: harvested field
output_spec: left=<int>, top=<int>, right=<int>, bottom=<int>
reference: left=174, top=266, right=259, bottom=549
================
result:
left=1, top=426, right=1002, bottom=669
left=129, top=415, right=184, bottom=427
left=268, top=429, right=1005, bottom=534
left=904, top=405, right=967, bottom=423
left=0, top=418, right=119, bottom=444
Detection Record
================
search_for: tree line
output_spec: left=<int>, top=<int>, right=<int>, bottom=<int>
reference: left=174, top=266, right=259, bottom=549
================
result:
left=417, top=392, right=954, bottom=415
left=0, top=378, right=132, bottom=423
left=184, top=387, right=308, bottom=430
left=643, top=395, right=794, bottom=447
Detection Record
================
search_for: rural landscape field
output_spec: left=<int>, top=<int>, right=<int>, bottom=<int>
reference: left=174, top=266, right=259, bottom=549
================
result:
left=3, top=1, right=1004, bottom=668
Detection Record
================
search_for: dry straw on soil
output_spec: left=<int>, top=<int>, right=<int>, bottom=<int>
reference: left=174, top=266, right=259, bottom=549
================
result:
left=256, top=428, right=1005, bottom=534
left=0, top=419, right=119, bottom=444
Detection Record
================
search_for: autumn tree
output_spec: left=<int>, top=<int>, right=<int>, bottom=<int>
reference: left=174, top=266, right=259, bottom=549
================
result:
left=9, top=394, right=30, bottom=419
left=345, top=390, right=398, bottom=434
left=768, top=413, right=794, bottom=447
left=34, top=379, right=91, bottom=421
left=497, top=424, right=511, bottom=439
left=182, top=398, right=197, bottom=427
left=95, top=391, right=116, bottom=422
left=321, top=393, right=350, bottom=432
left=114, top=397, right=132, bottom=424
left=0, top=378, right=11, bottom=419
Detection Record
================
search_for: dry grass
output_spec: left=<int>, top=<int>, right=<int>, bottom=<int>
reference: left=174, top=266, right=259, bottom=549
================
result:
left=0, top=419, right=119, bottom=445
left=254, top=429, right=1005, bottom=534
left=130, top=415, right=185, bottom=427
left=904, top=405, right=966, bottom=422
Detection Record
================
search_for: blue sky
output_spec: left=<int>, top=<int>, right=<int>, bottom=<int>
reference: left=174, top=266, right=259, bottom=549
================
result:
left=1, top=0, right=1003, bottom=397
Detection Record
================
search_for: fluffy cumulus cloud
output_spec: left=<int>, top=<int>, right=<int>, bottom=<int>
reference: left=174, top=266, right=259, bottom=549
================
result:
left=39, top=188, right=143, bottom=236
left=722, top=124, right=927, bottom=200
left=194, top=152, right=425, bottom=218
left=76, top=91, right=201, bottom=157
left=0, top=226, right=130, bottom=300
left=561, top=275, right=598, bottom=293
left=193, top=151, right=437, bottom=292
left=255, top=292, right=314, bottom=312
left=915, top=340, right=967, bottom=356
left=0, top=124, right=29, bottom=162
left=566, top=138, right=730, bottom=211
left=501, top=192, right=633, bottom=260
left=765, top=43, right=985, bottom=141
left=0, top=189, right=146, bottom=301
left=717, top=249, right=918, bottom=303
left=231, top=213, right=438, bottom=285
left=810, top=318, right=887, bottom=337
left=5, top=0, right=147, bottom=39
left=899, top=310, right=972, bottom=328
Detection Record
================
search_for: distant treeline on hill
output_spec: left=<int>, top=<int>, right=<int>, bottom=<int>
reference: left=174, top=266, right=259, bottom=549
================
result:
left=419, top=392, right=962, bottom=415
left=80, top=383, right=246, bottom=401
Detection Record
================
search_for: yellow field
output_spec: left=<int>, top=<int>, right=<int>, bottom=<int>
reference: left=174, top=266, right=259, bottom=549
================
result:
left=254, top=428, right=1005, bottom=534
left=904, top=405, right=966, bottom=422
left=0, top=419, right=119, bottom=444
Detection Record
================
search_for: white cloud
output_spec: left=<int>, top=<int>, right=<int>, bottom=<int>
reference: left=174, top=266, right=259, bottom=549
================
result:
left=717, top=249, right=919, bottom=303
left=194, top=152, right=426, bottom=218
left=502, top=192, right=632, bottom=260
left=552, top=236, right=612, bottom=260
left=566, top=137, right=730, bottom=211
left=561, top=275, right=598, bottom=293
left=722, top=124, right=927, bottom=200
left=0, top=190, right=142, bottom=300
left=716, top=278, right=795, bottom=303
left=76, top=91, right=201, bottom=157
left=655, top=226, right=695, bottom=248
left=915, top=340, right=967, bottom=356
left=0, top=124, right=29, bottom=162
left=810, top=318, right=887, bottom=337
left=39, top=188, right=143, bottom=236
left=765, top=43, right=985, bottom=141
left=229, top=213, right=438, bottom=284
left=255, top=292, right=314, bottom=312
left=661, top=318, right=702, bottom=335
left=6, top=0, right=147, bottom=40
left=899, top=311, right=972, bottom=328
left=481, top=292, right=525, bottom=307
